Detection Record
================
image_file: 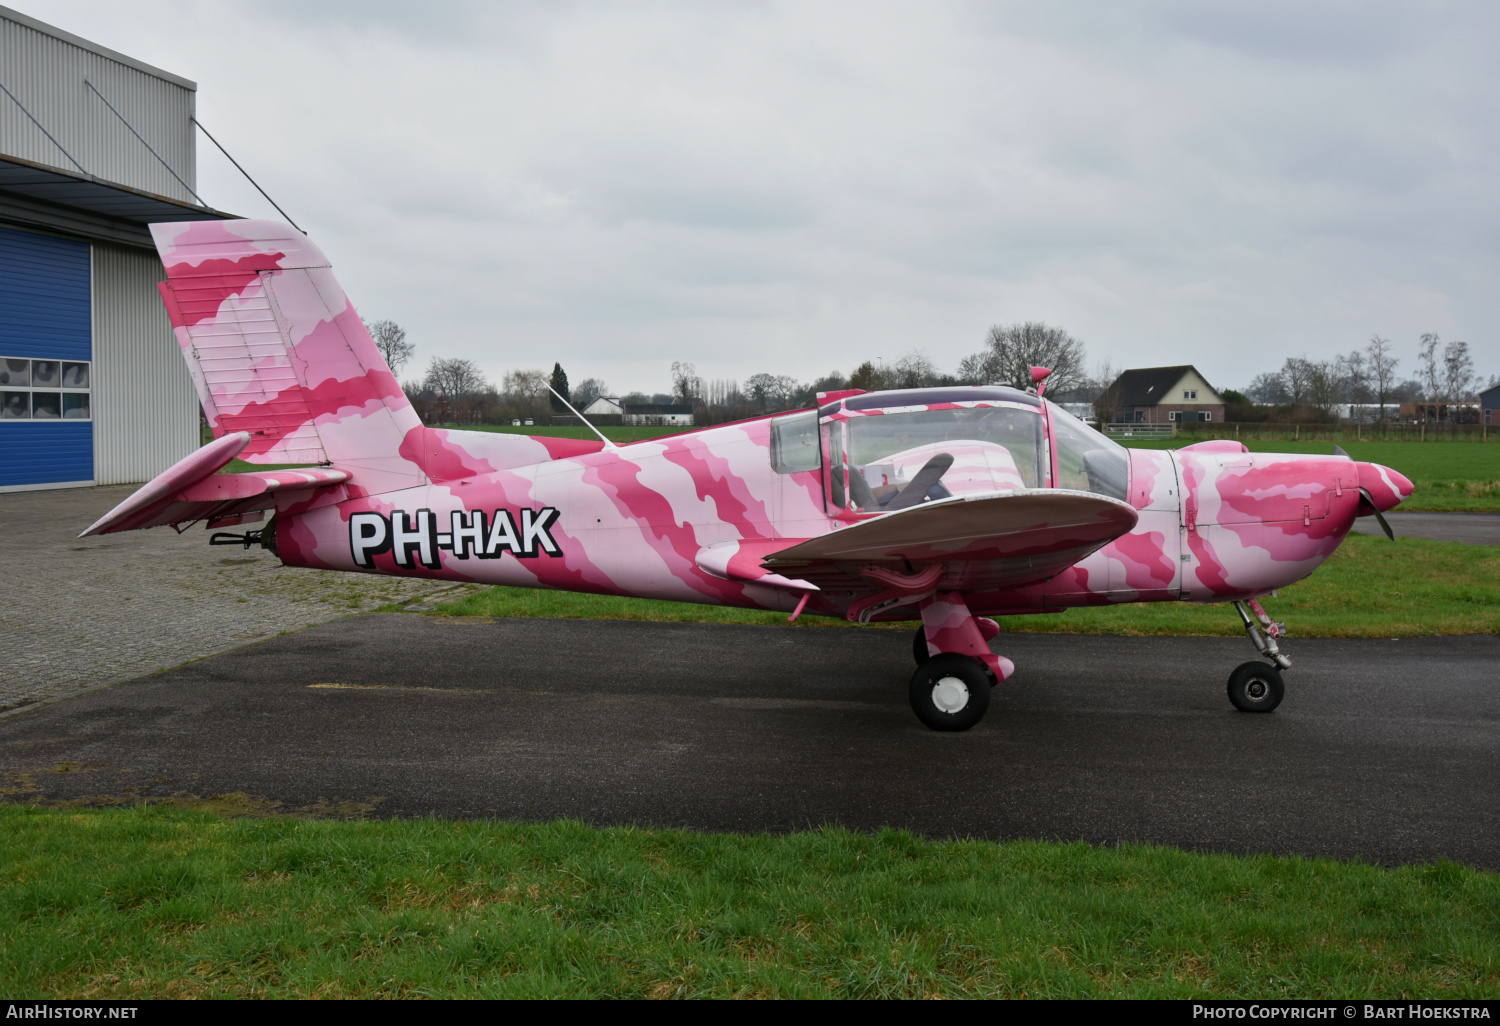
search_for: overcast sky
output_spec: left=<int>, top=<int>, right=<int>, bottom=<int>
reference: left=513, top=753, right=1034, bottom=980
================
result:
left=21, top=0, right=1500, bottom=394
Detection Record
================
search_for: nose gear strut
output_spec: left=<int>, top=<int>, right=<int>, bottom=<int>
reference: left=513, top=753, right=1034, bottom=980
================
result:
left=1226, top=597, right=1290, bottom=713
left=1232, top=598, right=1290, bottom=670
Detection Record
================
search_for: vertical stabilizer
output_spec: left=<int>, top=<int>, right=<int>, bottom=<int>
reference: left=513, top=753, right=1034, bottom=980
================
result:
left=150, top=220, right=424, bottom=493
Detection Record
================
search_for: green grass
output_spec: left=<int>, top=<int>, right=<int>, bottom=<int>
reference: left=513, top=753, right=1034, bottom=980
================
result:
left=436, top=533, right=1500, bottom=638
left=1123, top=439, right=1500, bottom=512
left=1, top=806, right=1494, bottom=998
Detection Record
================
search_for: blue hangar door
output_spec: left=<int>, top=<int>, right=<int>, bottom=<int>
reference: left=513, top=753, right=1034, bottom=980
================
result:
left=0, top=225, right=93, bottom=489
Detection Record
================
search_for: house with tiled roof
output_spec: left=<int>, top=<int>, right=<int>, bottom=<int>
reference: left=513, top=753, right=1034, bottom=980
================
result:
left=1097, top=365, right=1226, bottom=425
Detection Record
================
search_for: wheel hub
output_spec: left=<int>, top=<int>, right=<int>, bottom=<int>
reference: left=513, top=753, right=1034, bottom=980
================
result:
left=931, top=676, right=970, bottom=714
left=1245, top=678, right=1269, bottom=702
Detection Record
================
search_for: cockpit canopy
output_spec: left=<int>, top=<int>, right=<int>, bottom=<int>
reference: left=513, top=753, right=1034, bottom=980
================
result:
left=770, top=385, right=1129, bottom=514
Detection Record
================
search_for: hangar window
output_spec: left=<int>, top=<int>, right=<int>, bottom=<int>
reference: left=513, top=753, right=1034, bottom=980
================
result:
left=0, top=357, right=90, bottom=420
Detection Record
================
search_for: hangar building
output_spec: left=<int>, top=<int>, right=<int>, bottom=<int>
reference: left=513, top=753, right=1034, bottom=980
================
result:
left=0, top=5, right=235, bottom=491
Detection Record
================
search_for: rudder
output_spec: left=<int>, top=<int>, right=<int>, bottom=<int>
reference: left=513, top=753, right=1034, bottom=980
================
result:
left=151, top=219, right=424, bottom=493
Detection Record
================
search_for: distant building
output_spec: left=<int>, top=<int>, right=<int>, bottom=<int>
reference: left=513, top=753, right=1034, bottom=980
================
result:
left=1399, top=401, right=1480, bottom=425
left=1098, top=365, right=1226, bottom=425
left=581, top=396, right=625, bottom=417
left=1481, top=383, right=1499, bottom=426
left=579, top=396, right=692, bottom=427
left=623, top=403, right=693, bottom=428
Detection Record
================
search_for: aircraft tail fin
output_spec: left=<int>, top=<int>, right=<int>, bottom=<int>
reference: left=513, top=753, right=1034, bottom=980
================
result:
left=151, top=220, right=423, bottom=492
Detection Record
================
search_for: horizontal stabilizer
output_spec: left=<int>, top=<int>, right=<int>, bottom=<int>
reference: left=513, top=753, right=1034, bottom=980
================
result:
left=81, top=431, right=348, bottom=536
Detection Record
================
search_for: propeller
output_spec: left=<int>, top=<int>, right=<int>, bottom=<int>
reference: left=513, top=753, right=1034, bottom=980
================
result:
left=1337, top=445, right=1394, bottom=540
left=885, top=453, right=955, bottom=512
left=1358, top=487, right=1396, bottom=540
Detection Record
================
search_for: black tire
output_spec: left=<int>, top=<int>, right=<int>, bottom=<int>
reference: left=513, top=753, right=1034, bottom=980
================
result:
left=909, top=655, right=992, bottom=732
left=913, top=626, right=930, bottom=666
left=1227, top=661, right=1284, bottom=713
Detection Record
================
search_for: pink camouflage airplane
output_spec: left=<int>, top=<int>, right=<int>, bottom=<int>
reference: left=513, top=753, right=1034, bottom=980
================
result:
left=83, top=220, right=1415, bottom=732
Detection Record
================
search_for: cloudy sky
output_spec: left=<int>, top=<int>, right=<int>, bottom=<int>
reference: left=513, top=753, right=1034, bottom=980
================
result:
left=21, top=0, right=1500, bottom=394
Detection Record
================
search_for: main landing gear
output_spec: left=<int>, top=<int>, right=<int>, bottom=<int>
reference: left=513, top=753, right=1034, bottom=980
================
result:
left=907, top=593, right=1013, bottom=732
left=1228, top=599, right=1291, bottom=713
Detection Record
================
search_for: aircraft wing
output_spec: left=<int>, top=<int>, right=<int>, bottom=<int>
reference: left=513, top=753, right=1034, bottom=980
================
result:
left=761, top=488, right=1138, bottom=592
left=81, top=431, right=349, bottom=536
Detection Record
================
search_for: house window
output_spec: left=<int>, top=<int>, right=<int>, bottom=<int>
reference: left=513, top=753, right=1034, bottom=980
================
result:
left=1183, top=389, right=1197, bottom=400
left=1168, top=410, right=1180, bottom=421
left=0, top=357, right=91, bottom=421
left=1204, top=411, right=1212, bottom=421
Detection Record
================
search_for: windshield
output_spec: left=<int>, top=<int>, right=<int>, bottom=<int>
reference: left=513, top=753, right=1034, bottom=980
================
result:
left=826, top=404, right=1044, bottom=513
left=1050, top=403, right=1129, bottom=501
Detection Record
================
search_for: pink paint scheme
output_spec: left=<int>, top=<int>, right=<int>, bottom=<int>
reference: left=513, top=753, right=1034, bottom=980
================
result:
left=84, top=220, right=1415, bottom=730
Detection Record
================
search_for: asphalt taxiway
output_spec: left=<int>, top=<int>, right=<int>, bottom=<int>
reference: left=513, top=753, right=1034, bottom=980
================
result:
left=2, top=615, right=1494, bottom=870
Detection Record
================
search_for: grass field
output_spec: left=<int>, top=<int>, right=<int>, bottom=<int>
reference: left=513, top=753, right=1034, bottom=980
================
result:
left=436, top=532, right=1500, bottom=638
left=1123, top=439, right=1500, bottom=513
left=2, top=807, right=1495, bottom=999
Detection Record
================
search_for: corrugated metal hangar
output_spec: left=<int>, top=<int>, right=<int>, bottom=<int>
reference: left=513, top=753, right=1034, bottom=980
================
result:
left=0, top=4, right=236, bottom=491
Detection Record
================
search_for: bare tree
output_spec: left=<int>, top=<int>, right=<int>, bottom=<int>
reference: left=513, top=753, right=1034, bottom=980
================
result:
left=1088, top=358, right=1118, bottom=396
left=701, top=378, right=740, bottom=409
left=420, top=357, right=492, bottom=424
left=1365, top=335, right=1399, bottom=419
left=1245, top=371, right=1287, bottom=404
left=1442, top=340, right=1475, bottom=402
left=424, top=357, right=489, bottom=400
left=1304, top=358, right=1342, bottom=415
left=670, top=361, right=701, bottom=405
left=572, top=377, right=609, bottom=409
left=958, top=322, right=1087, bottom=394
left=364, top=319, right=415, bottom=376
left=502, top=368, right=549, bottom=401
left=891, top=350, right=939, bottom=388
left=1337, top=350, right=1369, bottom=406
left=1417, top=333, right=1442, bottom=399
left=744, top=372, right=801, bottom=411
left=1280, top=357, right=1313, bottom=406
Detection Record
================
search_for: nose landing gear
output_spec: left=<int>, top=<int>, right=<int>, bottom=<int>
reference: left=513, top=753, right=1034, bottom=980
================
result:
left=1229, top=599, right=1290, bottom=712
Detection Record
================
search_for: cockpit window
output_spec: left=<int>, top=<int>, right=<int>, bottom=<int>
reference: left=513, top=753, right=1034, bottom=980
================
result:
left=827, top=404, right=1044, bottom=513
left=769, top=411, right=820, bottom=473
left=1050, top=403, right=1129, bottom=501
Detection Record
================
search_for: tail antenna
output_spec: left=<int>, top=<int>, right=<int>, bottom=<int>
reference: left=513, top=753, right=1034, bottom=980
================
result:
left=547, top=385, right=618, bottom=452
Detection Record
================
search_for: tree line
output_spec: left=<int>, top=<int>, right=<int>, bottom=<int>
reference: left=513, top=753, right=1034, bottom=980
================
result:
left=1233, top=334, right=1489, bottom=421
left=363, top=316, right=1494, bottom=428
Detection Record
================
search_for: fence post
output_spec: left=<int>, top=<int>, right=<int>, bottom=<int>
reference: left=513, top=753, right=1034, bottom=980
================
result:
left=1295, top=424, right=1299, bottom=441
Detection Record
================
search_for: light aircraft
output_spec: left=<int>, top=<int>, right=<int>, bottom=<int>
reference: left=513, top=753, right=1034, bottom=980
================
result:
left=84, top=220, right=1414, bottom=731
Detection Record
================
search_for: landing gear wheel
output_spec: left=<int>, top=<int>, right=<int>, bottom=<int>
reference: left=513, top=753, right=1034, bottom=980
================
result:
left=912, top=626, right=929, bottom=666
left=1227, top=661, right=1284, bottom=713
left=909, top=654, right=991, bottom=732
